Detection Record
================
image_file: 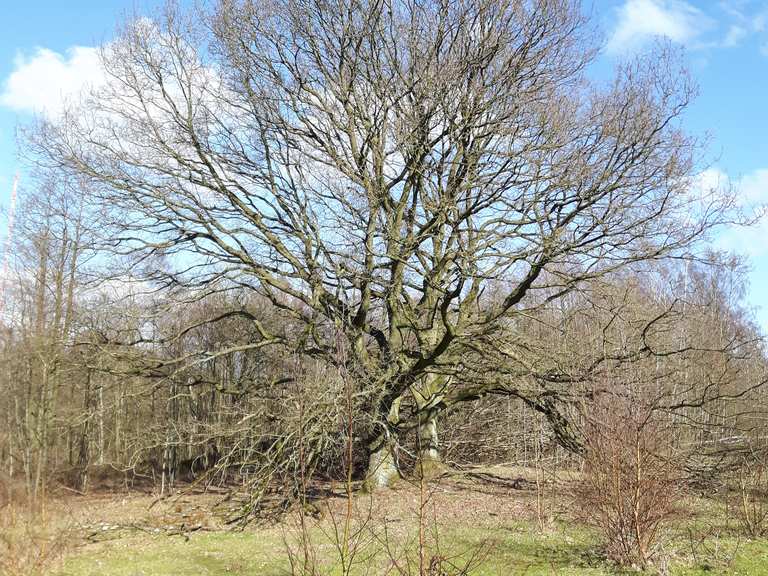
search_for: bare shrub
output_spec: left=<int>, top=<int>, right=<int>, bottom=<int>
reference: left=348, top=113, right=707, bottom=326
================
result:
left=0, top=505, right=71, bottom=576
left=379, top=474, right=491, bottom=576
left=731, top=451, right=768, bottom=538
left=575, top=388, right=682, bottom=570
left=0, top=473, right=27, bottom=510
left=686, top=521, right=740, bottom=573
left=283, top=348, right=379, bottom=576
left=377, top=428, right=492, bottom=575
left=283, top=338, right=490, bottom=575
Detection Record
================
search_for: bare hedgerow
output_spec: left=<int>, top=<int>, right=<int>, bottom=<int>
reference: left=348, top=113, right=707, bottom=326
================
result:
left=574, top=385, right=682, bottom=570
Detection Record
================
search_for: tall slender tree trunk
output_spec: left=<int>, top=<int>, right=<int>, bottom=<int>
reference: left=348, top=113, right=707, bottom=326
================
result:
left=77, top=369, right=93, bottom=492
left=98, top=385, right=105, bottom=465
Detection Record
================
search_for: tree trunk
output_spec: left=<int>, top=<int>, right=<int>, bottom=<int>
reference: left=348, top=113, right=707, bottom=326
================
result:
left=77, top=369, right=93, bottom=493
left=416, top=410, right=442, bottom=478
left=413, top=369, right=446, bottom=477
left=418, top=411, right=440, bottom=462
left=364, top=433, right=399, bottom=491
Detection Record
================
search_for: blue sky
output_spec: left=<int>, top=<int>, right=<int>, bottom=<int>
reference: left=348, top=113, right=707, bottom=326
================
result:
left=0, top=0, right=767, bottom=328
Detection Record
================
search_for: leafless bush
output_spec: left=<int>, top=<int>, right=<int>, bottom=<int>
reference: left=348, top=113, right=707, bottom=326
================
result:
left=283, top=337, right=490, bottom=575
left=731, top=451, right=768, bottom=538
left=379, top=474, right=491, bottom=576
left=1, top=472, right=71, bottom=576
left=575, top=388, right=682, bottom=570
left=283, top=346, right=379, bottom=576
left=0, top=504, right=71, bottom=576
left=686, top=520, right=740, bottom=573
left=0, top=473, right=27, bottom=510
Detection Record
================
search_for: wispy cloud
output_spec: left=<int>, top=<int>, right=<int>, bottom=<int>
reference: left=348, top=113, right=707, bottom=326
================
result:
left=606, top=0, right=712, bottom=54
left=722, top=24, right=748, bottom=47
left=0, top=46, right=103, bottom=117
left=703, top=167, right=768, bottom=257
left=605, top=0, right=768, bottom=54
left=716, top=1, right=768, bottom=48
left=754, top=12, right=766, bottom=33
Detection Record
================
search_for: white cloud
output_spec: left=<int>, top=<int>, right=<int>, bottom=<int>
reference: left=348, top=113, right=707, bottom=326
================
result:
left=607, top=0, right=713, bottom=54
left=0, top=46, right=104, bottom=116
left=693, top=167, right=728, bottom=197
left=707, top=168, right=768, bottom=257
left=753, top=12, right=766, bottom=33
left=738, top=169, right=768, bottom=205
left=722, top=24, right=747, bottom=46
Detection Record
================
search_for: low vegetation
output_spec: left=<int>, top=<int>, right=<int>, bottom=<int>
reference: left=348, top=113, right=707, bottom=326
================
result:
left=1, top=466, right=765, bottom=576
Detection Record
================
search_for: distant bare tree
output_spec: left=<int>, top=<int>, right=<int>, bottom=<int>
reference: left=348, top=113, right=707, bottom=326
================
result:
left=0, top=176, right=92, bottom=504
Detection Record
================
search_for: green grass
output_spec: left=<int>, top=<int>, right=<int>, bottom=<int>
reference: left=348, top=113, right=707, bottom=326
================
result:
left=53, top=518, right=768, bottom=576
left=48, top=484, right=768, bottom=576
left=57, top=531, right=287, bottom=576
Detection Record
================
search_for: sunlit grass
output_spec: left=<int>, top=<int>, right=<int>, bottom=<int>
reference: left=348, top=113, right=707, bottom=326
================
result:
left=52, top=515, right=768, bottom=576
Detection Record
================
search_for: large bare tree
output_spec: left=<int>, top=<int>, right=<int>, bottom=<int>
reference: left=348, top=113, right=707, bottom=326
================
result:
left=30, top=0, right=735, bottom=488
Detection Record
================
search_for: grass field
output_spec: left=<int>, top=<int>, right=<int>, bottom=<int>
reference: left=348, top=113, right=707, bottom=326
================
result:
left=53, top=523, right=768, bottom=576
left=7, top=466, right=767, bottom=576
